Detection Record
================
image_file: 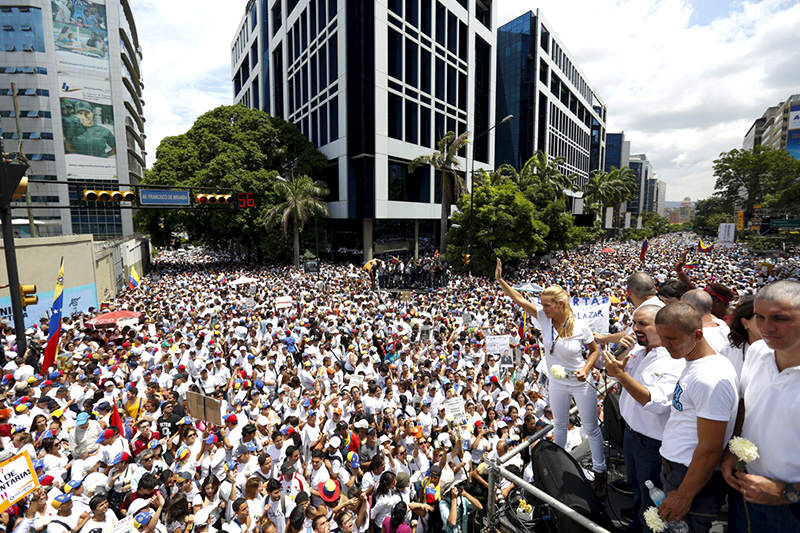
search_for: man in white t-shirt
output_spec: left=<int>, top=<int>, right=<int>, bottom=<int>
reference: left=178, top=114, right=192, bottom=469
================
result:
left=654, top=302, right=738, bottom=532
left=721, top=281, right=800, bottom=532
left=603, top=304, right=685, bottom=531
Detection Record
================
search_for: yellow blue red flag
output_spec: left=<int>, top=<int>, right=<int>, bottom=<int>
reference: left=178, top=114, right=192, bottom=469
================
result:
left=129, top=266, right=141, bottom=289
left=41, top=258, right=64, bottom=373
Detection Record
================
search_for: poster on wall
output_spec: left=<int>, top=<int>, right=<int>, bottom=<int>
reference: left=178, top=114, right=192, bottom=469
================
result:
left=51, top=0, right=110, bottom=74
left=0, top=284, right=98, bottom=329
left=787, top=129, right=800, bottom=161
left=59, top=77, right=117, bottom=177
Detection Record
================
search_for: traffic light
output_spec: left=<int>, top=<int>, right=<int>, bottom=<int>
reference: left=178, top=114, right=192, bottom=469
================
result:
left=20, top=284, right=37, bottom=308
left=83, top=190, right=135, bottom=202
left=196, top=194, right=232, bottom=204
left=462, top=254, right=471, bottom=265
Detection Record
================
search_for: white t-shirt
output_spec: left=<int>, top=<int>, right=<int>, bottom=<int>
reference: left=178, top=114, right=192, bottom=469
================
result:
left=739, top=340, right=800, bottom=483
left=533, top=312, right=593, bottom=373
left=659, top=353, right=738, bottom=466
left=619, top=345, right=685, bottom=441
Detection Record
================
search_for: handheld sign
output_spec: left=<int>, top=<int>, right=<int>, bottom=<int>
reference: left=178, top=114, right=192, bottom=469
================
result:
left=485, top=334, right=511, bottom=354
left=0, top=451, right=39, bottom=513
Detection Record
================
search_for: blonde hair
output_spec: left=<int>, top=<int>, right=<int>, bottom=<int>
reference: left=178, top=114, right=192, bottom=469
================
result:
left=541, top=285, right=575, bottom=338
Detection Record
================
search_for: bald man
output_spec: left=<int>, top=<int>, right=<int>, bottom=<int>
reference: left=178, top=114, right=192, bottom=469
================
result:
left=653, top=302, right=738, bottom=532
left=680, top=289, right=729, bottom=354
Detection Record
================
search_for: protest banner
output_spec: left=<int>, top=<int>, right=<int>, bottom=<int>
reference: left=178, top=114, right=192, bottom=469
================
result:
left=485, top=334, right=511, bottom=354
left=275, top=295, right=293, bottom=309
left=570, top=296, right=612, bottom=333
left=106, top=515, right=135, bottom=533
left=0, top=451, right=39, bottom=513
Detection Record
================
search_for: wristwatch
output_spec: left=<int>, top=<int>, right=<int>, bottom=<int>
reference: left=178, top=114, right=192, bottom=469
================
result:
left=783, top=482, right=800, bottom=504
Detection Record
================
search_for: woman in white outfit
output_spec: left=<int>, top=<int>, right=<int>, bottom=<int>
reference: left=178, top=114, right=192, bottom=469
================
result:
left=495, top=258, right=608, bottom=496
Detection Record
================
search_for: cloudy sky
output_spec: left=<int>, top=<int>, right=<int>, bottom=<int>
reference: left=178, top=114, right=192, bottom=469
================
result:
left=131, top=0, right=800, bottom=201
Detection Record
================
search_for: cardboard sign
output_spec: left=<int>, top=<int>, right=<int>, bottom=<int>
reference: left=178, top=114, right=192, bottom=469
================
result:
left=348, top=374, right=364, bottom=390
left=485, top=334, right=511, bottom=354
left=0, top=451, right=39, bottom=513
left=185, top=391, right=223, bottom=426
left=570, top=296, right=611, bottom=334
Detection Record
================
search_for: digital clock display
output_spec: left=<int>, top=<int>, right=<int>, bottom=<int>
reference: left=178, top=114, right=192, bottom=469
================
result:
left=237, top=193, right=255, bottom=207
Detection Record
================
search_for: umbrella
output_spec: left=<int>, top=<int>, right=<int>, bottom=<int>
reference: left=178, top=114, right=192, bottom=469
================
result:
left=87, top=310, right=142, bottom=327
left=600, top=247, right=617, bottom=254
left=514, top=282, right=544, bottom=295
left=229, top=276, right=258, bottom=286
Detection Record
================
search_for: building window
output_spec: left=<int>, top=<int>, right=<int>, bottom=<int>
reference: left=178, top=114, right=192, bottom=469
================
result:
left=420, top=105, right=431, bottom=147
left=272, top=0, right=282, bottom=33
left=420, top=49, right=431, bottom=94
left=388, top=160, right=430, bottom=202
left=320, top=103, right=328, bottom=145
left=406, top=0, right=418, bottom=26
left=435, top=2, right=445, bottom=47
left=329, top=0, right=336, bottom=22
left=319, top=42, right=327, bottom=89
left=328, top=34, right=338, bottom=83
left=0, top=7, right=45, bottom=53
left=476, top=0, right=491, bottom=29
left=388, top=28, right=403, bottom=81
left=388, top=93, right=403, bottom=140
left=389, top=0, right=402, bottom=17
left=251, top=2, right=257, bottom=30
left=405, top=100, right=418, bottom=144
left=447, top=12, right=457, bottom=55
left=405, top=38, right=417, bottom=88
left=421, top=0, right=431, bottom=36
left=273, top=45, right=284, bottom=116
left=329, top=95, right=338, bottom=139
left=435, top=57, right=444, bottom=100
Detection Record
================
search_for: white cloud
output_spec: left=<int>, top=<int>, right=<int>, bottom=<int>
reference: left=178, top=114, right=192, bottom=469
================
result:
left=131, top=0, right=247, bottom=166
left=498, top=0, right=800, bottom=200
left=132, top=0, right=800, bottom=201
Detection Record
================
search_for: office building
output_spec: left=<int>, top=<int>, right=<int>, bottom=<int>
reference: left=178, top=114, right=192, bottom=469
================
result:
left=232, top=0, right=497, bottom=258
left=604, top=131, right=630, bottom=172
left=0, top=0, right=145, bottom=238
left=627, top=153, right=652, bottom=217
left=666, top=197, right=694, bottom=224
left=644, top=176, right=666, bottom=217
left=494, top=9, right=606, bottom=191
left=744, top=94, right=800, bottom=159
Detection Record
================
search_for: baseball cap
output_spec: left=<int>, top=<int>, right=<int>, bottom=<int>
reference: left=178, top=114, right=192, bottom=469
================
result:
left=52, top=494, right=71, bottom=509
left=96, top=428, right=115, bottom=443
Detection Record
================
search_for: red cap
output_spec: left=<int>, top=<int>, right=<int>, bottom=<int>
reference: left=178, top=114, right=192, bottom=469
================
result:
left=39, top=475, right=55, bottom=486
left=177, top=365, right=186, bottom=371
left=226, top=414, right=237, bottom=424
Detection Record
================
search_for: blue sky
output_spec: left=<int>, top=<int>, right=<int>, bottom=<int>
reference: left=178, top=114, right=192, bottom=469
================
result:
left=133, top=0, right=800, bottom=201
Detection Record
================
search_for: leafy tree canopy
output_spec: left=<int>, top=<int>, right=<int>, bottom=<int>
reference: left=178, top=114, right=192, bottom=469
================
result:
left=135, top=105, right=328, bottom=260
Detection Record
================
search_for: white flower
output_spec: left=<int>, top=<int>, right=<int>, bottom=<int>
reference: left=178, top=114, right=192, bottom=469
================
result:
left=550, top=365, right=567, bottom=380
left=643, top=506, right=667, bottom=533
left=729, top=436, right=760, bottom=464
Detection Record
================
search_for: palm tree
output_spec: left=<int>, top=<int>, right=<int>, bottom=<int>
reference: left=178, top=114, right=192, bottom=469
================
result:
left=584, top=166, right=638, bottom=221
left=267, top=174, right=329, bottom=266
left=515, top=151, right=576, bottom=201
left=409, top=130, right=470, bottom=253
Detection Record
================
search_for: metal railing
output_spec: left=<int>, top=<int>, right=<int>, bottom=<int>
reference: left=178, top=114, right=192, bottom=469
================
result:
left=484, top=379, right=615, bottom=533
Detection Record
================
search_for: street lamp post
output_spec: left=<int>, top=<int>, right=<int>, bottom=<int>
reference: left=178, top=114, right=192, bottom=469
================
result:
left=468, top=114, right=513, bottom=273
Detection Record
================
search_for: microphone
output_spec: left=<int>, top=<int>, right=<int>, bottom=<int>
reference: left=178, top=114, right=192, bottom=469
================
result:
left=611, top=343, right=629, bottom=358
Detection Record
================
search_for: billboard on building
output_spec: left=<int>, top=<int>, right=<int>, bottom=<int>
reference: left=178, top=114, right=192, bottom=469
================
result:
left=789, top=104, right=800, bottom=131
left=51, top=0, right=110, bottom=74
left=52, top=0, right=117, bottom=179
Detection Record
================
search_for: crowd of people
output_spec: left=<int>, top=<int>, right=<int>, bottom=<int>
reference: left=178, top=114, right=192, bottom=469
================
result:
left=0, top=233, right=798, bottom=533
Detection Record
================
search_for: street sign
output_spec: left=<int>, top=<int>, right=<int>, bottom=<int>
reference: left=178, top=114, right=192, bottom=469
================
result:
left=769, top=219, right=800, bottom=228
left=138, top=189, right=191, bottom=206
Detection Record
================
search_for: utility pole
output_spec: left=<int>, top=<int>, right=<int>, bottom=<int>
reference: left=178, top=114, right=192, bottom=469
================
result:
left=0, top=148, right=31, bottom=356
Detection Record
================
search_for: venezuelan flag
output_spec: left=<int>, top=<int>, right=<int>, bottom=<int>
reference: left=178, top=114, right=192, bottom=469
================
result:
left=683, top=260, right=699, bottom=269
left=129, top=266, right=141, bottom=289
left=698, top=239, right=714, bottom=252
left=640, top=239, right=649, bottom=262
left=41, top=258, right=64, bottom=373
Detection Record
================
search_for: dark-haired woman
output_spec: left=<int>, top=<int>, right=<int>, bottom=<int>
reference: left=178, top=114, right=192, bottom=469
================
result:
left=720, top=296, right=761, bottom=377
left=380, top=501, right=412, bottom=533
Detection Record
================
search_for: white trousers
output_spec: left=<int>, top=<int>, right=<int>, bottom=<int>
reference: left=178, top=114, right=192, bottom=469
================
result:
left=548, top=379, right=607, bottom=472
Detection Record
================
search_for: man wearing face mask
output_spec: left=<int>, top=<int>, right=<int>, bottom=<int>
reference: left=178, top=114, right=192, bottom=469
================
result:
left=602, top=305, right=685, bottom=532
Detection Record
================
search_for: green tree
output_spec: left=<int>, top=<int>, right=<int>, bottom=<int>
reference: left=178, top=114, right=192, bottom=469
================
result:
left=267, top=175, right=330, bottom=266
left=514, top=151, right=576, bottom=204
left=445, top=180, right=548, bottom=275
left=134, top=105, right=327, bottom=260
left=712, top=146, right=798, bottom=223
left=691, top=195, right=734, bottom=236
left=584, top=166, right=637, bottom=219
left=409, top=131, right=470, bottom=254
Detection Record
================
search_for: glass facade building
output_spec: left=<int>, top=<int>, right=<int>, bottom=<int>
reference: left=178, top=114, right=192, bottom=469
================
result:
left=495, top=10, right=606, bottom=190
left=232, top=0, right=497, bottom=257
left=0, top=0, right=145, bottom=239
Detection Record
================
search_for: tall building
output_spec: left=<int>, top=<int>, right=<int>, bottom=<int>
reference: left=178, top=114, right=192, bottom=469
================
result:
left=231, top=0, right=497, bottom=258
left=627, top=153, right=652, bottom=217
left=744, top=94, right=800, bottom=160
left=604, top=131, right=629, bottom=172
left=644, top=176, right=666, bottom=217
left=0, top=0, right=145, bottom=238
left=494, top=9, right=606, bottom=190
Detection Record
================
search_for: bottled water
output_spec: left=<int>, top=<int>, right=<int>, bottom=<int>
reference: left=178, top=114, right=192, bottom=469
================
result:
left=644, top=480, right=690, bottom=533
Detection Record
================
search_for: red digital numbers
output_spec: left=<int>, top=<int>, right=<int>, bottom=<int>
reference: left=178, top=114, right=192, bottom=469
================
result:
left=237, top=193, right=255, bottom=208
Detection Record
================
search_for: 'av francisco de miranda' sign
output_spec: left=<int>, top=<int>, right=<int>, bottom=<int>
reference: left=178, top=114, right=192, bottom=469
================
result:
left=0, top=451, right=39, bottom=513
